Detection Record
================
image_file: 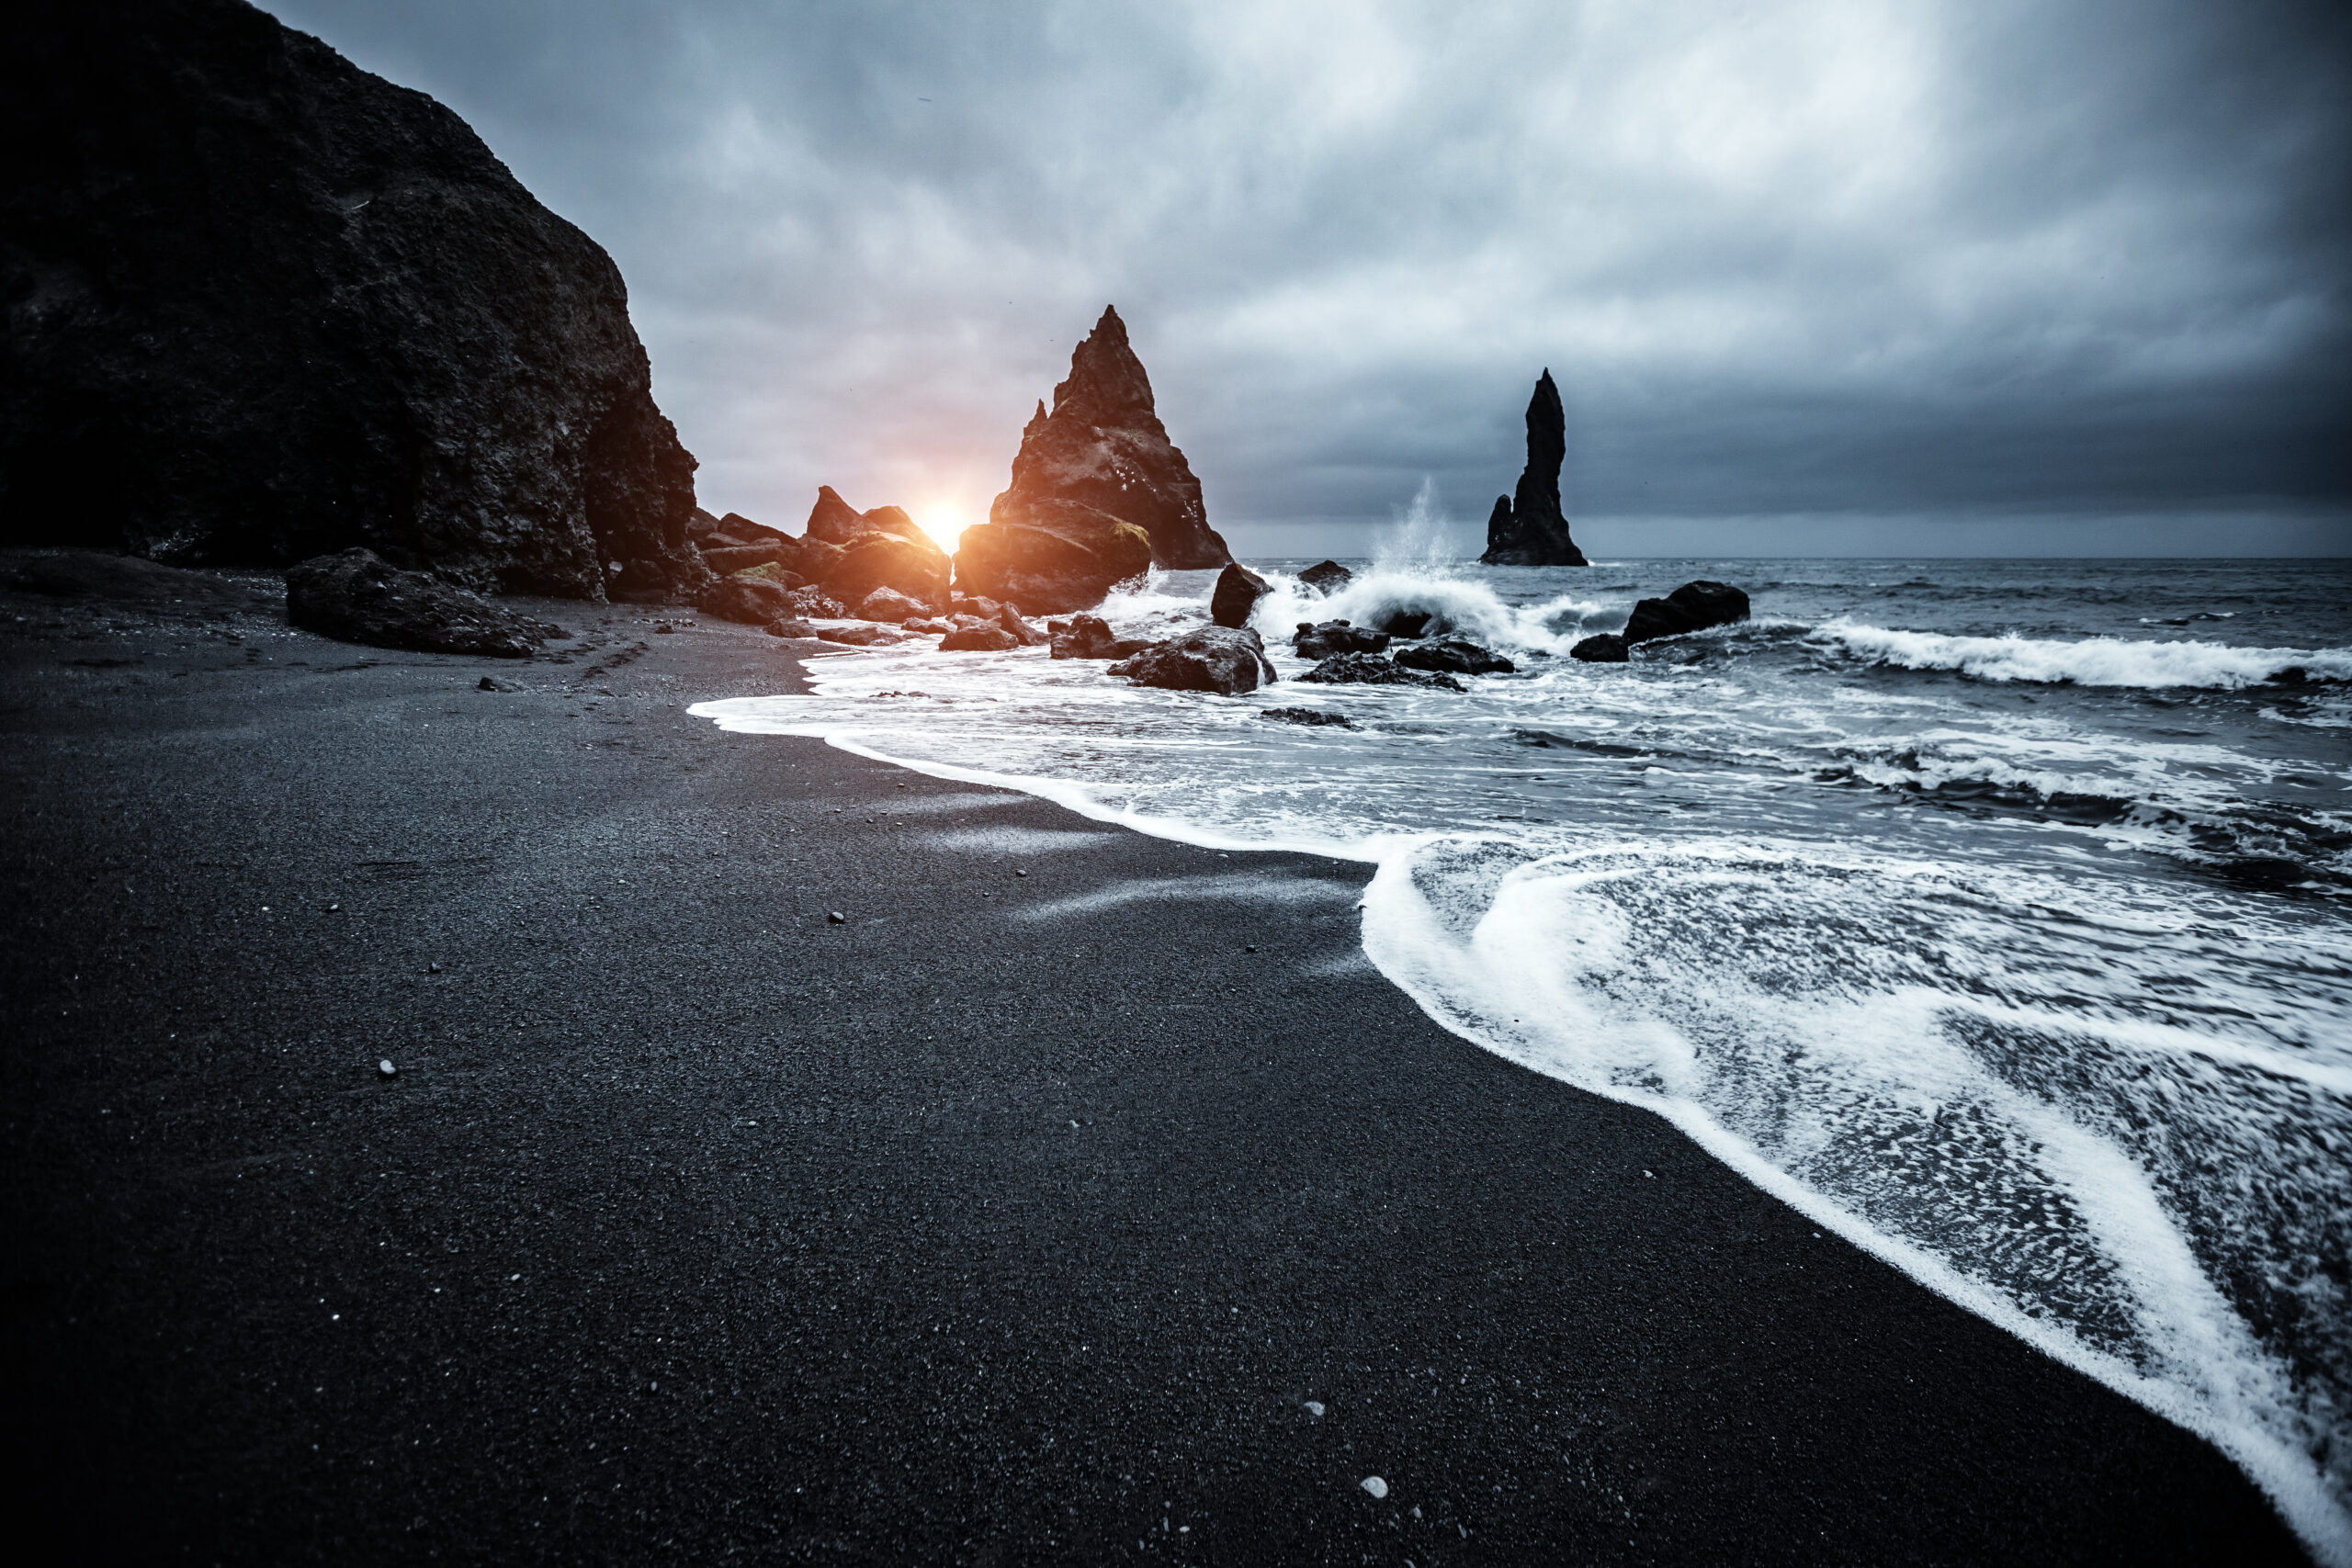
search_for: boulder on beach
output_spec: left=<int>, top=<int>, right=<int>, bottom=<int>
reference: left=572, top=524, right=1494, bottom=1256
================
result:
left=5, top=0, right=706, bottom=602
left=1479, top=369, right=1588, bottom=568
left=1211, top=564, right=1272, bottom=628
left=699, top=576, right=799, bottom=626
left=1108, top=626, right=1278, bottom=695
left=803, top=487, right=867, bottom=546
left=286, top=548, right=555, bottom=658
left=1395, top=636, right=1515, bottom=676
left=977, top=304, right=1231, bottom=571
left=940, top=625, right=1020, bottom=652
left=1294, top=620, right=1390, bottom=660
left=952, top=594, right=1005, bottom=619
left=700, top=542, right=797, bottom=577
left=764, top=617, right=821, bottom=638
left=1298, top=560, right=1354, bottom=597
left=1570, top=633, right=1630, bottom=663
left=1048, top=615, right=1150, bottom=660
left=1297, top=652, right=1464, bottom=692
left=702, top=511, right=790, bottom=547
left=815, top=625, right=894, bottom=647
left=1623, top=581, right=1751, bottom=646
left=951, top=512, right=1154, bottom=616
left=852, top=587, right=934, bottom=624
left=824, top=532, right=951, bottom=615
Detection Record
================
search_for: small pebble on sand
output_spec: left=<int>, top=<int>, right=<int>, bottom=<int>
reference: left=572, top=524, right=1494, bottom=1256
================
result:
left=1361, top=1475, right=1388, bottom=1499
left=828, top=910, right=846, bottom=924
left=378, top=1059, right=397, bottom=1078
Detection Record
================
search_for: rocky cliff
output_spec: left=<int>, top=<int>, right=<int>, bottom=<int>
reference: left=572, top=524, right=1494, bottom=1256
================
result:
left=1479, top=370, right=1587, bottom=567
left=1, top=0, right=706, bottom=602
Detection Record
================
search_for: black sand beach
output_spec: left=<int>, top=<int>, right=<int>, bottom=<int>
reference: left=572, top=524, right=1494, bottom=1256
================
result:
left=0, top=568, right=2310, bottom=1564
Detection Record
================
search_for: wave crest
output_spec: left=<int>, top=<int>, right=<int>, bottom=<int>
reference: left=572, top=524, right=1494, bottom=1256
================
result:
left=1816, top=622, right=2352, bottom=690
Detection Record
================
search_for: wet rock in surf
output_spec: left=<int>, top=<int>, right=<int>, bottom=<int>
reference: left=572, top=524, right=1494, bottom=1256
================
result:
left=1298, top=560, right=1353, bottom=597
left=815, top=625, right=894, bottom=647
left=940, top=624, right=1020, bottom=652
left=996, top=604, right=1049, bottom=647
left=1375, top=609, right=1433, bottom=638
left=6, top=0, right=706, bottom=602
left=286, top=548, right=553, bottom=658
left=1395, top=636, right=1515, bottom=676
left=1623, top=581, right=1750, bottom=646
left=1570, top=633, right=1629, bottom=663
left=1108, top=626, right=1277, bottom=695
left=1261, top=706, right=1354, bottom=728
left=1297, top=652, right=1464, bottom=692
left=952, top=594, right=1005, bottom=620
left=1211, top=563, right=1272, bottom=628
left=699, top=575, right=800, bottom=626
left=1293, top=620, right=1389, bottom=660
left=851, top=586, right=934, bottom=624
left=1478, top=369, right=1588, bottom=567
left=1048, top=615, right=1149, bottom=660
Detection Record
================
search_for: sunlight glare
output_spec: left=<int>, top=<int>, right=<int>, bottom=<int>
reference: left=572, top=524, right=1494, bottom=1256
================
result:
left=919, top=506, right=967, bottom=551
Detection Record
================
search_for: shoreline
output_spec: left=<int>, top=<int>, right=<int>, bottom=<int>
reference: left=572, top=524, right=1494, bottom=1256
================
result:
left=0, top=571, right=2312, bottom=1563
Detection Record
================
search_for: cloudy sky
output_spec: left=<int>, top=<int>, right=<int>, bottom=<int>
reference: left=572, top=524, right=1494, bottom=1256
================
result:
left=271, top=0, right=2349, bottom=556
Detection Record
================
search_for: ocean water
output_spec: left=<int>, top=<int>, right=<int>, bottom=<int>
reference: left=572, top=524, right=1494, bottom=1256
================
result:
left=693, top=551, right=2352, bottom=1561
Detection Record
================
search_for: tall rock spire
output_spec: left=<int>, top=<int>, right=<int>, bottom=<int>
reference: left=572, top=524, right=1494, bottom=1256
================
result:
left=987, top=306, right=1231, bottom=571
left=1479, top=369, right=1587, bottom=567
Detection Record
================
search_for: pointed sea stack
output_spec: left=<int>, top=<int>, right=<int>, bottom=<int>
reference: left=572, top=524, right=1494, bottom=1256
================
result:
left=954, top=307, right=1230, bottom=614
left=1479, top=370, right=1587, bottom=567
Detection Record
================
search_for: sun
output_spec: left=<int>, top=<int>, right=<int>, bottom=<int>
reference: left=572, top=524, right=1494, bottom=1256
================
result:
left=918, top=506, right=967, bottom=552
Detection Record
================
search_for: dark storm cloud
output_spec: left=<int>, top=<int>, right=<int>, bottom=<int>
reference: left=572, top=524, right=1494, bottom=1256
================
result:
left=268, top=0, right=2350, bottom=550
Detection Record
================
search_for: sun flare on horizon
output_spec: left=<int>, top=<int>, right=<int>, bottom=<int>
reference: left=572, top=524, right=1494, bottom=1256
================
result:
left=918, top=506, right=967, bottom=552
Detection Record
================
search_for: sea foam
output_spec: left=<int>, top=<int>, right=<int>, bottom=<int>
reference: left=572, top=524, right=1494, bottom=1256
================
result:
left=1816, top=621, right=2352, bottom=689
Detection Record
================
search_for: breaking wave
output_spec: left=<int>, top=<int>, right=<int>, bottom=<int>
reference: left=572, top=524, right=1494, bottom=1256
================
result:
left=1816, top=622, right=2352, bottom=689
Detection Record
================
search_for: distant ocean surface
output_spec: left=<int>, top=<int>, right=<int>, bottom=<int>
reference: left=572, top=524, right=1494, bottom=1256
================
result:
left=696, top=552, right=2352, bottom=1560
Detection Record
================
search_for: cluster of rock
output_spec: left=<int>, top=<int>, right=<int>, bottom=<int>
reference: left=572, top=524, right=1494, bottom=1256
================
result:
left=1570, top=581, right=1751, bottom=662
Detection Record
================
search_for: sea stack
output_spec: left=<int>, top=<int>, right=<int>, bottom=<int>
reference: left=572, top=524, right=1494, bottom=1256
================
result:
left=1479, top=370, right=1588, bottom=567
left=0, top=0, right=707, bottom=603
left=953, top=307, right=1229, bottom=614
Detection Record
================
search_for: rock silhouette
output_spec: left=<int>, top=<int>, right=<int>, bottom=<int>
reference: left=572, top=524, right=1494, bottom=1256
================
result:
left=1479, top=370, right=1588, bottom=567
left=1623, top=581, right=1751, bottom=644
left=956, top=306, right=1228, bottom=612
left=4, top=0, right=706, bottom=603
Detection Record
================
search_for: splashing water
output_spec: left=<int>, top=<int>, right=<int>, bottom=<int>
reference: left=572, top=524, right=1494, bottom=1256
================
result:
left=694, top=553, right=2352, bottom=1562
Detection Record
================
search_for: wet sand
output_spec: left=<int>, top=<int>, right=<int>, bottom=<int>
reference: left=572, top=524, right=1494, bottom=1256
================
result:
left=0, top=563, right=2309, bottom=1563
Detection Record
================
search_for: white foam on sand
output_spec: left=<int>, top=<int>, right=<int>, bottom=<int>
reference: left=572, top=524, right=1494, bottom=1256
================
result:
left=687, top=583, right=2352, bottom=1562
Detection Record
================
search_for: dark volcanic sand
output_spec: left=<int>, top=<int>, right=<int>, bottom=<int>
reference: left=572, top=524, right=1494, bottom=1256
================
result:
left=0, top=561, right=2310, bottom=1565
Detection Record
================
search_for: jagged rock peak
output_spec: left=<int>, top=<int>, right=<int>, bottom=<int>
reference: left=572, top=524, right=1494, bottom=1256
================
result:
left=1054, top=305, right=1156, bottom=424
left=1480, top=368, right=1587, bottom=568
left=977, top=304, right=1232, bottom=573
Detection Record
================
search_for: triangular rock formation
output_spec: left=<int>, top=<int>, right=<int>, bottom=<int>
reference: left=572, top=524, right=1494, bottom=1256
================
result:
left=986, top=306, right=1231, bottom=571
left=1479, top=370, right=1587, bottom=567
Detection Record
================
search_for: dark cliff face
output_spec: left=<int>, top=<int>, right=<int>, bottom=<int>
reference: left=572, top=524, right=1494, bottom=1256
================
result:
left=1480, top=369, right=1587, bottom=567
left=987, top=306, right=1231, bottom=570
left=0, top=0, right=706, bottom=601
